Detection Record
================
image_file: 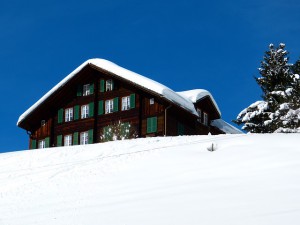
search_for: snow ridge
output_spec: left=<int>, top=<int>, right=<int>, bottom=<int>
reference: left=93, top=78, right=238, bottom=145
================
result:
left=1, top=134, right=300, bottom=225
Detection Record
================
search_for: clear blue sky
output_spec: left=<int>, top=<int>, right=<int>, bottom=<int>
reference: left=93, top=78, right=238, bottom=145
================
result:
left=1, top=0, right=300, bottom=152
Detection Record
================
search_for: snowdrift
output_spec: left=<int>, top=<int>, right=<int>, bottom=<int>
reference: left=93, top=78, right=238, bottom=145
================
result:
left=1, top=134, right=300, bottom=225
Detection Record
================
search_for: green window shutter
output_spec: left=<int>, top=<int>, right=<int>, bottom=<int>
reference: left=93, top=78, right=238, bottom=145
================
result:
left=31, top=140, right=37, bottom=149
left=88, top=129, right=94, bottom=144
left=147, top=118, right=151, bottom=133
left=74, top=105, right=79, bottom=120
left=58, top=108, right=63, bottom=124
left=147, top=117, right=157, bottom=133
left=73, top=132, right=78, bottom=145
left=45, top=137, right=50, bottom=148
left=113, top=97, right=119, bottom=112
left=153, top=117, right=157, bottom=132
left=178, top=123, right=184, bottom=135
left=89, top=102, right=94, bottom=117
left=77, top=85, right=83, bottom=96
left=90, top=83, right=94, bottom=94
left=130, top=94, right=136, bottom=109
left=98, top=100, right=104, bottom=115
left=57, top=135, right=62, bottom=147
left=100, top=80, right=105, bottom=92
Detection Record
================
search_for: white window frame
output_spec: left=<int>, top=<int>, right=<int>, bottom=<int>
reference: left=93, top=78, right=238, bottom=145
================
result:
left=80, top=131, right=88, bottom=145
left=65, top=107, right=73, bottom=122
left=106, top=80, right=113, bottom=91
left=121, top=96, right=130, bottom=111
left=81, top=105, right=89, bottom=119
left=38, top=140, right=46, bottom=149
left=105, top=99, right=114, bottom=114
left=150, top=98, right=155, bottom=105
left=64, top=134, right=72, bottom=146
left=203, top=112, right=208, bottom=126
left=83, top=84, right=90, bottom=96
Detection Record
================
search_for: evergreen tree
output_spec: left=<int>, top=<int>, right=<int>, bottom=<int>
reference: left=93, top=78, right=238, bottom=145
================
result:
left=234, top=43, right=300, bottom=133
left=276, top=59, right=300, bottom=132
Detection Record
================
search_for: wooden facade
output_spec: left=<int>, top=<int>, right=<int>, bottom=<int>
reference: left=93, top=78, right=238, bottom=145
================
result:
left=17, top=61, right=224, bottom=149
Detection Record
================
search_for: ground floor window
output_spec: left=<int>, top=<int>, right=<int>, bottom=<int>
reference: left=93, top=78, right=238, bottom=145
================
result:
left=64, top=134, right=72, bottom=146
left=38, top=140, right=45, bottom=149
left=80, top=131, right=89, bottom=145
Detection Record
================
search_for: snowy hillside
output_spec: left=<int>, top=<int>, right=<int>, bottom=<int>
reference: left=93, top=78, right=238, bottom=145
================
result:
left=1, top=134, right=300, bottom=225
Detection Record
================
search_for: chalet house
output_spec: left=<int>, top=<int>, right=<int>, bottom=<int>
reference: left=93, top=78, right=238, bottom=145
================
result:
left=17, top=59, right=241, bottom=149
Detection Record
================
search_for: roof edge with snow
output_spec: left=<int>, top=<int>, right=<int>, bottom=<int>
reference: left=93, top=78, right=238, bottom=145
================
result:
left=19, top=59, right=219, bottom=126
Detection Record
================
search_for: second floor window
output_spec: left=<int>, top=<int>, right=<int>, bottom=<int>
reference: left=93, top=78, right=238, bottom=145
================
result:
left=122, top=96, right=130, bottom=111
left=106, top=80, right=113, bottom=91
left=105, top=99, right=113, bottom=114
left=80, top=131, right=88, bottom=145
left=65, top=108, right=73, bottom=122
left=81, top=105, right=89, bottom=119
left=83, top=84, right=90, bottom=96
left=64, top=135, right=72, bottom=146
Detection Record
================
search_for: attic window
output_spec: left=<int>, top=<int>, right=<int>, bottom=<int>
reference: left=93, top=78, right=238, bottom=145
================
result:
left=150, top=98, right=154, bottom=105
left=83, top=84, right=90, bottom=96
left=106, top=80, right=113, bottom=91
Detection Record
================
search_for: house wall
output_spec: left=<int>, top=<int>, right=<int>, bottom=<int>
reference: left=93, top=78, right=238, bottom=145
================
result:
left=25, top=65, right=223, bottom=149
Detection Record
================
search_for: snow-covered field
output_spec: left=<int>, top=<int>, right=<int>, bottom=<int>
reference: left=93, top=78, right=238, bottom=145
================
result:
left=1, top=134, right=300, bottom=225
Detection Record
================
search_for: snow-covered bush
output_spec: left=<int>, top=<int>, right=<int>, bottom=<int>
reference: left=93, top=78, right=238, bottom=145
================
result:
left=100, top=120, right=138, bottom=142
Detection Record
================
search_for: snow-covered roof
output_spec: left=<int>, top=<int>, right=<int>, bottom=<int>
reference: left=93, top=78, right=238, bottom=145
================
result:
left=211, top=119, right=243, bottom=134
left=177, top=89, right=221, bottom=116
left=19, top=58, right=216, bottom=125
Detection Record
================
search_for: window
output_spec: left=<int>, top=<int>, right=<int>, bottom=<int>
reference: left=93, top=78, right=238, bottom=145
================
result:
left=147, top=117, right=157, bottom=133
left=197, top=108, right=202, bottom=122
left=65, top=108, right=73, bottom=122
left=83, top=84, right=90, bottom=96
left=105, top=99, right=114, bottom=114
left=41, top=120, right=46, bottom=126
left=64, top=135, right=72, bottom=146
left=203, top=112, right=208, bottom=126
left=81, top=105, right=89, bottom=119
left=122, top=96, right=130, bottom=111
left=150, top=98, right=155, bottom=105
left=38, top=140, right=46, bottom=149
left=80, top=131, right=88, bottom=145
left=106, top=80, right=113, bottom=91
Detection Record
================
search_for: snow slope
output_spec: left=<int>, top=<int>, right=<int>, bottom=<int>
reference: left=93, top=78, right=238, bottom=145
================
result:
left=1, top=134, right=300, bottom=225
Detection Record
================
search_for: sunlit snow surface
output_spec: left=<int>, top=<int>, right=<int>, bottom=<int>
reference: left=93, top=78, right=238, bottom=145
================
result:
left=1, top=134, right=300, bottom=225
